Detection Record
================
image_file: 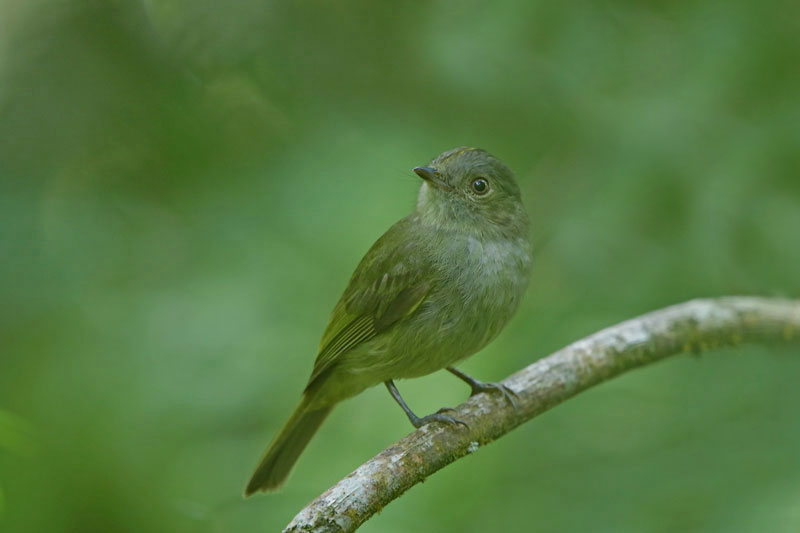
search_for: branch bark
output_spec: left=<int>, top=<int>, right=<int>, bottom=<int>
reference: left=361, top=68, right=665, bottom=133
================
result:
left=283, top=297, right=800, bottom=533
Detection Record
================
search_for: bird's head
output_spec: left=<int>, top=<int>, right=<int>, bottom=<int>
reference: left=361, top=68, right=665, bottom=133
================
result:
left=414, top=147, right=528, bottom=238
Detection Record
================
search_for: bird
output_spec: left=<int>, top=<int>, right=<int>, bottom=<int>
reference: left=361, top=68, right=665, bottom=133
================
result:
left=245, top=147, right=532, bottom=495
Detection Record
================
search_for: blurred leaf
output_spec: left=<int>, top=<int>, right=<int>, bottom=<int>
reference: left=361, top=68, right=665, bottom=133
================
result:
left=0, top=409, right=35, bottom=457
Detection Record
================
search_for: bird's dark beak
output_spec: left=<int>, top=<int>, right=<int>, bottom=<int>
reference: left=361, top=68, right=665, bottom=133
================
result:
left=413, top=167, right=452, bottom=191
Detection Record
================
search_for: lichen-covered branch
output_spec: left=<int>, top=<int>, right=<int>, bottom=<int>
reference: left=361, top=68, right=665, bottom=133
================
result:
left=283, top=297, right=800, bottom=533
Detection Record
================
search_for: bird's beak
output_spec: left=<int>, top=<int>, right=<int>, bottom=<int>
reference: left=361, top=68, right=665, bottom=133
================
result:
left=413, top=166, right=453, bottom=191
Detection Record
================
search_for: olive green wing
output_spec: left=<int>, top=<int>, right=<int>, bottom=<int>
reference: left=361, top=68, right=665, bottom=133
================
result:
left=305, top=219, right=431, bottom=388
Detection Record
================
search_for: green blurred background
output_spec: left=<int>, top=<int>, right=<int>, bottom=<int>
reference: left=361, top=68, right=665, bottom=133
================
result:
left=2, top=1, right=799, bottom=531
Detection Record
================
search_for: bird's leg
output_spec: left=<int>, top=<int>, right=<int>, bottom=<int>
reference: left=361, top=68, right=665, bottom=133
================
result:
left=384, top=380, right=468, bottom=429
left=446, top=367, right=518, bottom=408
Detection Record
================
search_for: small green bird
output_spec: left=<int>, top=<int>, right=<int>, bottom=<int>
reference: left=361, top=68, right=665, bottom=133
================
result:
left=245, top=147, right=531, bottom=495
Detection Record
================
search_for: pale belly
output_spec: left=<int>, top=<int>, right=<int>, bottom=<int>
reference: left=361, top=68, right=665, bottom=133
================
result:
left=307, top=236, right=531, bottom=409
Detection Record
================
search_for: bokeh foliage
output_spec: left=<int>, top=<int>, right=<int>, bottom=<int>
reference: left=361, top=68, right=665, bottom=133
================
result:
left=1, top=1, right=799, bottom=531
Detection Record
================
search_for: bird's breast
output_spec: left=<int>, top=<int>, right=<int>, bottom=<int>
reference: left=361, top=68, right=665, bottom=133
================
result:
left=447, top=235, right=531, bottom=324
left=357, top=229, right=532, bottom=381
left=397, top=234, right=531, bottom=373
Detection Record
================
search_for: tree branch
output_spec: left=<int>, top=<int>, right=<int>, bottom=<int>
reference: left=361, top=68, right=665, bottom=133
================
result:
left=283, top=297, right=800, bottom=533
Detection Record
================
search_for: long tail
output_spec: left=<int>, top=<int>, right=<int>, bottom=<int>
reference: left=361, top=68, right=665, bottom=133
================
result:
left=244, top=397, right=333, bottom=496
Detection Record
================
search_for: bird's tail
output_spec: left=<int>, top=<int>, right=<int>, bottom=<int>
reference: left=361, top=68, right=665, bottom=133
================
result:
left=244, top=396, right=333, bottom=496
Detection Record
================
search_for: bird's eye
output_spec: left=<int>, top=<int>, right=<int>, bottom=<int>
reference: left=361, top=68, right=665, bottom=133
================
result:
left=471, top=177, right=489, bottom=195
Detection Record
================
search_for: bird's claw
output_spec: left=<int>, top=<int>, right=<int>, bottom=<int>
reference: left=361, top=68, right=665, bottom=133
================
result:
left=412, top=410, right=468, bottom=429
left=470, top=380, right=519, bottom=409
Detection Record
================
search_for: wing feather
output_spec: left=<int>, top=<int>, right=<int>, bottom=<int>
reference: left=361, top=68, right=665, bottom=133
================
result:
left=305, top=216, right=431, bottom=388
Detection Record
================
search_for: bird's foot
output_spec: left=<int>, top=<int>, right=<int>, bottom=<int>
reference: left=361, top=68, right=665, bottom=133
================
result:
left=469, top=380, right=519, bottom=409
left=446, top=367, right=519, bottom=409
left=410, top=408, right=468, bottom=429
